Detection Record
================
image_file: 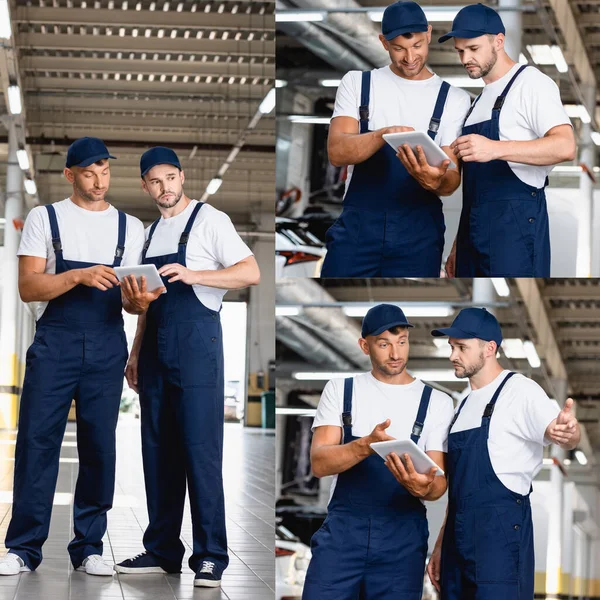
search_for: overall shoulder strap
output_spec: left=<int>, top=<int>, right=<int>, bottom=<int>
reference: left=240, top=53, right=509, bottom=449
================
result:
left=177, top=202, right=204, bottom=263
left=113, top=210, right=127, bottom=267
left=359, top=71, right=371, bottom=134
left=449, top=393, right=470, bottom=433
left=483, top=371, right=516, bottom=420
left=342, top=377, right=353, bottom=443
left=142, top=217, right=161, bottom=261
left=493, top=65, right=528, bottom=113
left=411, top=385, right=433, bottom=443
left=45, top=205, right=63, bottom=260
left=462, top=94, right=482, bottom=128
left=428, top=81, right=450, bottom=140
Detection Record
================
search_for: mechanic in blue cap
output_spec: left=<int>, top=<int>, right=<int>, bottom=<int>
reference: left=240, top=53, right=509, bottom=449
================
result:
left=115, top=146, right=260, bottom=587
left=302, top=304, right=454, bottom=599
left=0, top=137, right=150, bottom=576
left=427, top=308, right=581, bottom=599
left=439, top=4, right=576, bottom=277
left=320, top=1, right=471, bottom=278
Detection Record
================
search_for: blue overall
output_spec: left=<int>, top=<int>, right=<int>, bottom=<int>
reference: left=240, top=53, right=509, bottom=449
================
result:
left=303, top=378, right=433, bottom=600
left=6, top=204, right=128, bottom=570
left=441, top=372, right=535, bottom=600
left=138, top=202, right=228, bottom=574
left=320, top=72, right=449, bottom=277
left=456, top=65, right=551, bottom=277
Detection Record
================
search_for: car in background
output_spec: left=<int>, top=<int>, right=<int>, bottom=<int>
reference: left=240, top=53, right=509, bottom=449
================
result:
left=276, top=522, right=311, bottom=600
left=276, top=218, right=326, bottom=279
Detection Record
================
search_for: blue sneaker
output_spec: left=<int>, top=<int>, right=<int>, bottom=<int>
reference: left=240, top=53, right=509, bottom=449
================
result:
left=194, top=560, right=223, bottom=587
left=114, top=552, right=180, bottom=574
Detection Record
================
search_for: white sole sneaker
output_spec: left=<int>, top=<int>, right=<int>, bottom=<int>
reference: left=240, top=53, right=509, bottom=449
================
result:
left=0, top=554, right=31, bottom=576
left=114, top=565, right=168, bottom=574
left=194, top=579, right=221, bottom=588
left=75, top=566, right=113, bottom=577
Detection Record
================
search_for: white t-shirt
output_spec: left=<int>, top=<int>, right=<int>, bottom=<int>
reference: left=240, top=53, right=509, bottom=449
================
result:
left=17, top=198, right=145, bottom=321
left=312, top=372, right=455, bottom=502
left=464, top=64, right=572, bottom=188
left=332, top=66, right=472, bottom=195
left=451, top=370, right=560, bottom=495
left=144, top=200, right=253, bottom=311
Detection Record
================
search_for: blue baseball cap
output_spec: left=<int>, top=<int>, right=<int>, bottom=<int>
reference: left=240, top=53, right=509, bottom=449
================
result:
left=361, top=304, right=414, bottom=338
left=431, top=308, right=503, bottom=346
left=382, top=1, right=428, bottom=41
left=438, top=4, right=505, bottom=43
left=140, top=146, right=182, bottom=178
left=65, top=137, right=116, bottom=168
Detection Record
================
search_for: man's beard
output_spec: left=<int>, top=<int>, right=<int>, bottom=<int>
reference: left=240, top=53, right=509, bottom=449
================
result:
left=453, top=351, right=485, bottom=379
left=466, top=47, right=497, bottom=79
left=155, top=189, right=183, bottom=208
left=75, top=184, right=106, bottom=202
left=373, top=359, right=407, bottom=378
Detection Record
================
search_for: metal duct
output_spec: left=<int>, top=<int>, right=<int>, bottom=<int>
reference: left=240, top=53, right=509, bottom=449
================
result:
left=276, top=0, right=372, bottom=72
left=276, top=278, right=370, bottom=368
left=291, top=0, right=389, bottom=67
left=276, top=315, right=355, bottom=370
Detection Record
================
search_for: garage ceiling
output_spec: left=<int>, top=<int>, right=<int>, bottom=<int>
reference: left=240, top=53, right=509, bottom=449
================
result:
left=1, top=0, right=275, bottom=228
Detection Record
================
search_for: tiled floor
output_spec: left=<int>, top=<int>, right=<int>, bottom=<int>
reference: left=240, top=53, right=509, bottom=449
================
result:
left=0, top=417, right=275, bottom=600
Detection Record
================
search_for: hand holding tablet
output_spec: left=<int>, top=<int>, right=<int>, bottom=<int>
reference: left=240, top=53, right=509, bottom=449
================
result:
left=370, top=439, right=445, bottom=476
left=383, top=131, right=456, bottom=169
left=115, top=265, right=166, bottom=294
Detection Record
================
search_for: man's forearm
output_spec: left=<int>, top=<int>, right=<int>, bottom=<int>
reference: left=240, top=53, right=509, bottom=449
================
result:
left=328, top=129, right=388, bottom=167
left=192, top=262, right=260, bottom=290
left=493, top=135, right=576, bottom=166
left=311, top=437, right=372, bottom=478
left=19, top=270, right=82, bottom=303
left=130, top=312, right=147, bottom=357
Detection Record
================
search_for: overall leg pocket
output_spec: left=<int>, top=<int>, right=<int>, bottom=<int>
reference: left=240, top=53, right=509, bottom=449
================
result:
left=176, top=321, right=221, bottom=388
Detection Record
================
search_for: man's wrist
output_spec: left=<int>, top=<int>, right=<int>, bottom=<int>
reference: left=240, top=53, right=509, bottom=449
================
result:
left=356, top=436, right=373, bottom=458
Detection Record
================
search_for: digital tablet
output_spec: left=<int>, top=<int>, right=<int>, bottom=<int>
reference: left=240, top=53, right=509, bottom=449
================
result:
left=114, top=264, right=166, bottom=294
left=370, top=439, right=444, bottom=476
left=383, top=131, right=456, bottom=169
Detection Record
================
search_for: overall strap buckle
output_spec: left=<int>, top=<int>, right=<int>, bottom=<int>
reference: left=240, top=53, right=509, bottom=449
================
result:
left=483, top=403, right=495, bottom=418
left=342, top=412, right=352, bottom=426
left=52, top=239, right=62, bottom=253
left=493, top=96, right=506, bottom=111
left=179, top=231, right=190, bottom=245
left=115, top=245, right=125, bottom=259
left=359, top=105, right=369, bottom=122
left=143, top=239, right=151, bottom=252
left=428, top=118, right=440, bottom=133
left=412, top=422, right=423, bottom=437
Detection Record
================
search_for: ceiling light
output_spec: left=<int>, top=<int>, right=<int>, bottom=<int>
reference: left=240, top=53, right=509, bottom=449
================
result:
left=16, top=150, right=30, bottom=170
left=501, top=338, right=526, bottom=359
left=550, top=45, right=568, bottom=73
left=294, top=372, right=363, bottom=380
left=24, top=179, right=37, bottom=195
left=320, top=79, right=341, bottom=87
left=523, top=341, right=541, bottom=368
left=275, top=10, right=325, bottom=22
left=288, top=115, right=331, bottom=124
left=0, top=0, right=13, bottom=36
left=343, top=305, right=453, bottom=318
left=519, top=53, right=528, bottom=65
left=591, top=132, right=600, bottom=146
left=276, top=306, right=301, bottom=317
left=7, top=85, right=22, bottom=115
left=574, top=450, right=588, bottom=466
left=367, top=10, right=384, bottom=21
left=258, top=88, right=276, bottom=114
left=275, top=79, right=287, bottom=88
left=491, top=278, right=510, bottom=297
left=206, top=177, right=222, bottom=195
left=526, top=44, right=554, bottom=65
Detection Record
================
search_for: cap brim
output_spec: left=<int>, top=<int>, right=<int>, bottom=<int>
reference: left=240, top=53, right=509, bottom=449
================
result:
left=384, top=24, right=428, bottom=40
left=438, top=29, right=490, bottom=43
left=70, top=153, right=117, bottom=168
left=431, top=326, right=473, bottom=339
left=140, top=161, right=182, bottom=177
left=366, top=320, right=415, bottom=337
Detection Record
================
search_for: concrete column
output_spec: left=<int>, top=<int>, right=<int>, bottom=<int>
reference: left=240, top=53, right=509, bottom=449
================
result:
left=546, top=377, right=568, bottom=596
left=245, top=212, right=275, bottom=426
left=0, top=122, right=24, bottom=429
left=472, top=278, right=496, bottom=312
left=499, top=0, right=522, bottom=61
left=576, top=84, right=596, bottom=277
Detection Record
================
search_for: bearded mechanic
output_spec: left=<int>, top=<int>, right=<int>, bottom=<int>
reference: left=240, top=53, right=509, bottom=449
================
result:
left=440, top=4, right=576, bottom=277
left=426, top=308, right=581, bottom=600
left=116, top=147, right=260, bottom=588
left=0, top=137, right=147, bottom=577
left=320, top=0, right=471, bottom=278
left=302, top=304, right=455, bottom=600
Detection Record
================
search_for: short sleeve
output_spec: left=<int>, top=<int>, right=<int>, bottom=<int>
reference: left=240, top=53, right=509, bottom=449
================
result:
left=513, top=378, right=560, bottom=445
left=17, top=206, right=50, bottom=259
left=312, top=379, right=344, bottom=431
left=522, top=70, right=571, bottom=137
left=122, top=215, right=146, bottom=267
left=332, top=71, right=361, bottom=121
left=205, top=209, right=253, bottom=268
left=437, top=86, right=472, bottom=148
left=423, top=390, right=455, bottom=452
